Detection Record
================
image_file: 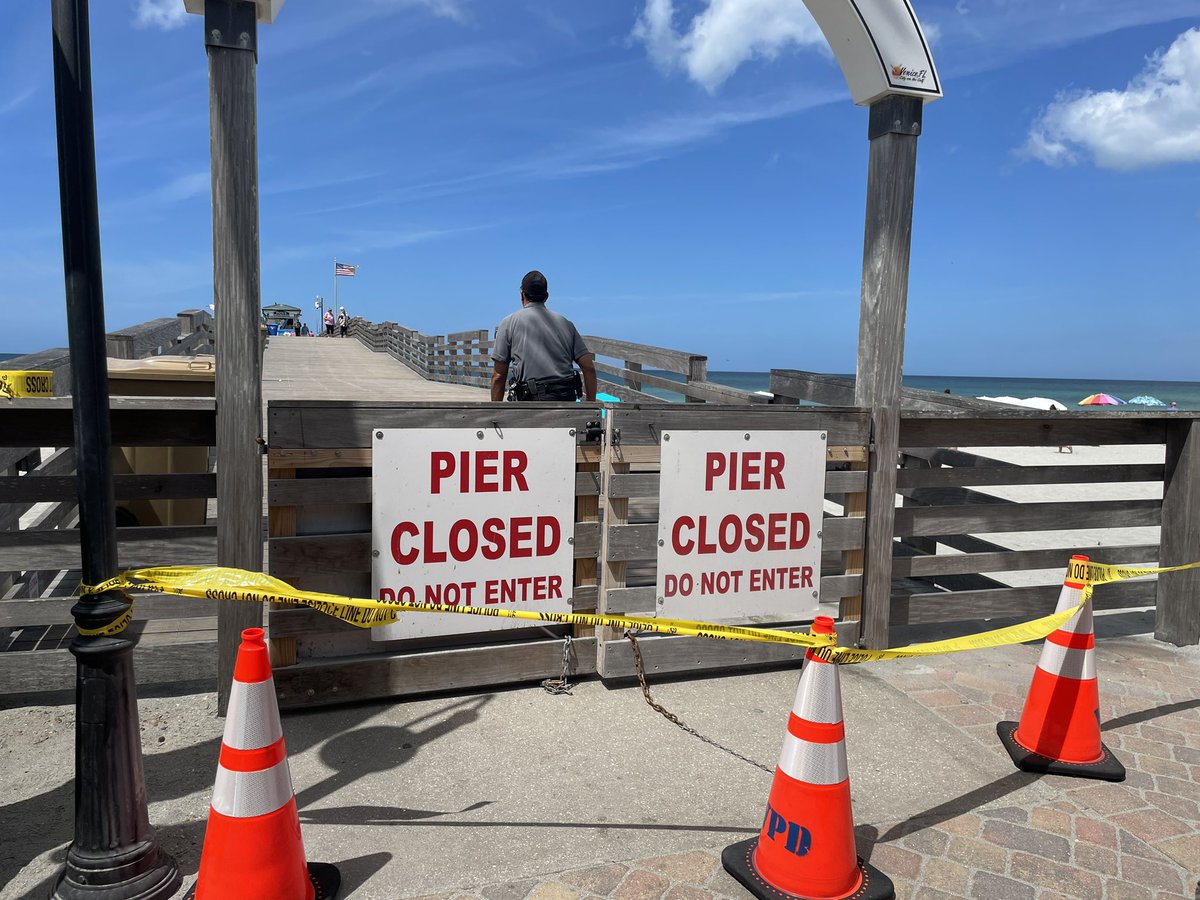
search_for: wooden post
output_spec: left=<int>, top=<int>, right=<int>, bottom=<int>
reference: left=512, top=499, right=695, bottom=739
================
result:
left=205, top=0, right=264, bottom=714
left=625, top=360, right=643, bottom=393
left=685, top=354, right=707, bottom=403
left=595, top=412, right=628, bottom=673
left=1156, top=417, right=1200, bottom=645
left=105, top=332, right=135, bottom=359
left=853, top=95, right=923, bottom=650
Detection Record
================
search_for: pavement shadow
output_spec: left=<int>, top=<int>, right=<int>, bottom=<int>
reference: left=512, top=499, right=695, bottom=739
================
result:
left=295, top=696, right=494, bottom=811
left=1103, top=698, right=1200, bottom=731
left=299, top=808, right=758, bottom=834
left=871, top=770, right=1043, bottom=845
left=0, top=697, right=388, bottom=895
left=332, top=852, right=393, bottom=898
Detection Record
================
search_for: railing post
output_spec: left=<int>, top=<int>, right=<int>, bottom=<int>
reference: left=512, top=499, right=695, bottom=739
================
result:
left=625, top=360, right=643, bottom=393
left=685, top=354, right=707, bottom=403
left=1157, top=416, right=1200, bottom=645
left=854, top=95, right=923, bottom=650
left=105, top=332, right=134, bottom=359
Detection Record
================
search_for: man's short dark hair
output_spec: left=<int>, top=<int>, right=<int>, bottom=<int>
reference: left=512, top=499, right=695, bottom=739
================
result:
left=521, top=270, right=549, bottom=302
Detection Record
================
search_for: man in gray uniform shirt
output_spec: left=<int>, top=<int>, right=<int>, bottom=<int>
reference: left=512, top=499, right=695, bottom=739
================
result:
left=491, top=270, right=597, bottom=402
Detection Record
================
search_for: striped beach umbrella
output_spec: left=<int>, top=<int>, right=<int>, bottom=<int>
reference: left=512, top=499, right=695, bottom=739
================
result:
left=1078, top=393, right=1125, bottom=406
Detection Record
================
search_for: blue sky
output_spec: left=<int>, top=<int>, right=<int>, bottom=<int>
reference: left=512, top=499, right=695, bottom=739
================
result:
left=2, top=0, right=1198, bottom=378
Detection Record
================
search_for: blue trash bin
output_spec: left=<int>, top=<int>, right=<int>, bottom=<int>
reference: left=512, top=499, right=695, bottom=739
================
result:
left=266, top=324, right=279, bottom=336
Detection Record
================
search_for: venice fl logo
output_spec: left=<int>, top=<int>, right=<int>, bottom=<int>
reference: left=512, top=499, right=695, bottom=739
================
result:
left=891, top=64, right=928, bottom=84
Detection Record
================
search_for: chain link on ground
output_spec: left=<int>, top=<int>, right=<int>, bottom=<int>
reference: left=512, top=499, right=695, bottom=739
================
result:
left=626, top=631, right=774, bottom=775
left=541, top=634, right=574, bottom=695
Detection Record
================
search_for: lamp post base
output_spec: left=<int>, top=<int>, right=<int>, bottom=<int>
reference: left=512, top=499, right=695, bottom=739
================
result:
left=53, top=840, right=181, bottom=900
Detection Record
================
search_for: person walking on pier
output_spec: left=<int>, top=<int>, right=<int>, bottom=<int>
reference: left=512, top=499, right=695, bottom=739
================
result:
left=337, top=307, right=348, bottom=337
left=323, top=307, right=335, bottom=336
left=491, top=270, right=596, bottom=402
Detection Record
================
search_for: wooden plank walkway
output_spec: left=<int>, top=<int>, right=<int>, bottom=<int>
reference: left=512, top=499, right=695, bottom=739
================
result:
left=262, top=334, right=488, bottom=402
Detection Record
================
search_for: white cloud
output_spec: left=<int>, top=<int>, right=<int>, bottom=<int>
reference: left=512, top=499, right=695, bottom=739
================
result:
left=632, top=0, right=824, bottom=92
left=374, top=0, right=469, bottom=24
left=133, top=0, right=188, bottom=31
left=0, top=86, right=36, bottom=117
left=1023, top=28, right=1200, bottom=170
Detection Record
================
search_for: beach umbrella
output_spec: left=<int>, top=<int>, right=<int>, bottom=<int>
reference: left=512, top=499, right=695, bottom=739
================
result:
left=1127, top=395, right=1166, bottom=406
left=1078, top=393, right=1125, bottom=406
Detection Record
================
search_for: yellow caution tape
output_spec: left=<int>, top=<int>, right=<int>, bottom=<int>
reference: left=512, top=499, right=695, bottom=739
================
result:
left=1070, top=557, right=1200, bottom=587
left=77, top=604, right=134, bottom=637
left=79, top=557, right=1200, bottom=663
left=0, top=370, right=54, bottom=399
left=74, top=591, right=135, bottom=637
left=82, top=567, right=837, bottom=651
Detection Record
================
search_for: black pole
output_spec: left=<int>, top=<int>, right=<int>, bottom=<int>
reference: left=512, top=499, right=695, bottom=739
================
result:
left=50, top=0, right=180, bottom=896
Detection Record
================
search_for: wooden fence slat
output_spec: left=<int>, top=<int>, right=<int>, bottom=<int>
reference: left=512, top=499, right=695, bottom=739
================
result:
left=901, top=415, right=1168, bottom=449
left=903, top=578, right=1157, bottom=622
left=0, top=526, right=217, bottom=572
left=896, top=463, right=1165, bottom=490
left=271, top=637, right=598, bottom=709
left=893, top=544, right=1161, bottom=579
left=892, top=498, right=1162, bottom=536
left=0, top=472, right=216, bottom=504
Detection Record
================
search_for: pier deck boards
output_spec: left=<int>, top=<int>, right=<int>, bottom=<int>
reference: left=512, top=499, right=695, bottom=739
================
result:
left=261, top=334, right=488, bottom=402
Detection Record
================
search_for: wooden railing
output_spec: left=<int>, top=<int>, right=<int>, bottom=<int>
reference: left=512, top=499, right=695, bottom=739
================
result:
left=346, top=317, right=766, bottom=403
left=0, top=311, right=219, bottom=694
left=257, top=395, right=1199, bottom=707
left=3, top=309, right=215, bottom=396
left=772, top=367, right=1198, bottom=646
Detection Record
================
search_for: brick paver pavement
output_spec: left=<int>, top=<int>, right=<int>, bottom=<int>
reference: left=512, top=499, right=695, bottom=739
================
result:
left=412, top=630, right=1200, bottom=899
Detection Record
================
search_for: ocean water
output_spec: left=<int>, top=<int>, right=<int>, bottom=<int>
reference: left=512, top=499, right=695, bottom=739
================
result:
left=0, top=352, right=21, bottom=363
left=617, top=371, right=1200, bottom=411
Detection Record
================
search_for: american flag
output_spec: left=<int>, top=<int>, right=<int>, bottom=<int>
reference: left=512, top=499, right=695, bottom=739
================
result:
left=334, top=262, right=357, bottom=277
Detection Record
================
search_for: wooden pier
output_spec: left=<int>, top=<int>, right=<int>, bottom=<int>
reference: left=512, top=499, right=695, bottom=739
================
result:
left=1, top=312, right=1198, bottom=706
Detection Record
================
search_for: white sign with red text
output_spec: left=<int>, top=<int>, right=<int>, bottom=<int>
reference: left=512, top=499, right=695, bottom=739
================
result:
left=656, top=430, right=825, bottom=622
left=371, top=427, right=576, bottom=640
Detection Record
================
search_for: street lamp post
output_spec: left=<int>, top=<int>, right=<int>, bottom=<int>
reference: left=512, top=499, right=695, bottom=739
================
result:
left=50, top=0, right=180, bottom=896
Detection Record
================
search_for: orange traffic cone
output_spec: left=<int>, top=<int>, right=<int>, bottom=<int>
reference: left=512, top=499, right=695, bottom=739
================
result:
left=185, top=628, right=341, bottom=899
left=997, top=555, right=1125, bottom=782
left=723, top=616, right=892, bottom=900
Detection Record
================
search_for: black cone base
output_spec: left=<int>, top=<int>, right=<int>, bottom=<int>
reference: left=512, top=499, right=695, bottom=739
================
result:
left=997, top=721, right=1126, bottom=782
left=722, top=838, right=894, bottom=900
left=184, top=861, right=341, bottom=900
left=308, top=862, right=342, bottom=900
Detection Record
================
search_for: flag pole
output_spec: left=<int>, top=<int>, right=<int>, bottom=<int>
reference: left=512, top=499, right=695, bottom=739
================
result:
left=332, top=259, right=336, bottom=335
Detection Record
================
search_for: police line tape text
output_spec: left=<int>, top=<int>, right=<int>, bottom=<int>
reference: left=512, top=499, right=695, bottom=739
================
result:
left=378, top=574, right=564, bottom=606
left=664, top=565, right=814, bottom=598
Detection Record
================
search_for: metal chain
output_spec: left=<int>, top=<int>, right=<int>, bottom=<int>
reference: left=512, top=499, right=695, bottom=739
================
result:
left=541, top=635, right=574, bottom=695
left=625, top=632, right=773, bottom=774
